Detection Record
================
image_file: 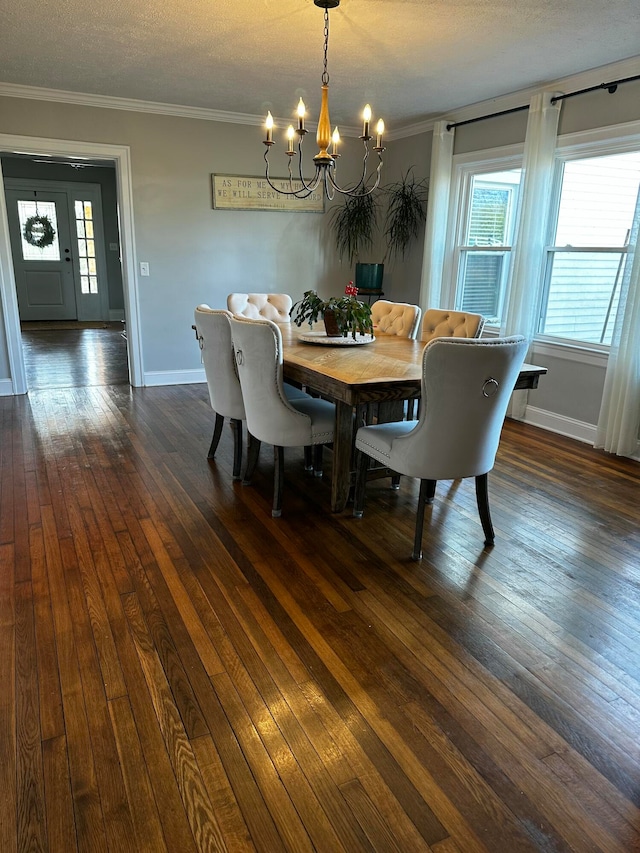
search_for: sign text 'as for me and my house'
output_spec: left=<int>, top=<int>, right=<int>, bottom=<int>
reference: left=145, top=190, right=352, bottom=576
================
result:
left=211, top=175, right=324, bottom=212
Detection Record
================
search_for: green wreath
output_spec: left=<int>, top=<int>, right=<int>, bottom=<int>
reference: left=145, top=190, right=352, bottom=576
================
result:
left=23, top=214, right=56, bottom=249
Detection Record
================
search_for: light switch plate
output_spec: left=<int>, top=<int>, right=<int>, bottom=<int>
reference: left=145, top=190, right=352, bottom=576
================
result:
left=140, top=262, right=150, bottom=276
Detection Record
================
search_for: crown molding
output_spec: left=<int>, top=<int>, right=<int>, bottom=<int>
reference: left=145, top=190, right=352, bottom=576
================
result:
left=0, top=82, right=264, bottom=126
left=1, top=54, right=638, bottom=139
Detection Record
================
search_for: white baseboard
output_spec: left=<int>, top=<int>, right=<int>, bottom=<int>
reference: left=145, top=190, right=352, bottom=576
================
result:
left=0, top=378, right=14, bottom=396
left=523, top=405, right=596, bottom=445
left=143, top=368, right=206, bottom=386
left=109, top=309, right=125, bottom=321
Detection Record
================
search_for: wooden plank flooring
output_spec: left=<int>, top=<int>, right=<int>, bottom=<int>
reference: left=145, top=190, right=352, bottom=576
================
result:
left=20, top=326, right=129, bottom=390
left=0, top=382, right=639, bottom=852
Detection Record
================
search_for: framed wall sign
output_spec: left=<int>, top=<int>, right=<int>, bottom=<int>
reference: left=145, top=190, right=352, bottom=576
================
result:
left=212, top=174, right=324, bottom=213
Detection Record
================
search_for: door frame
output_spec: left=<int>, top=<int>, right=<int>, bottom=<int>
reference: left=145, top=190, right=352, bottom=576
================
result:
left=5, top=178, right=111, bottom=322
left=0, top=135, right=142, bottom=391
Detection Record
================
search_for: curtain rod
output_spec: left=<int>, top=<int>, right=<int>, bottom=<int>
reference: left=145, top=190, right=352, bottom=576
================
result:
left=446, top=73, right=640, bottom=131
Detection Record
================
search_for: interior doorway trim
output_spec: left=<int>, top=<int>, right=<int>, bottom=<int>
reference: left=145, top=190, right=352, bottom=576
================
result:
left=0, top=134, right=142, bottom=391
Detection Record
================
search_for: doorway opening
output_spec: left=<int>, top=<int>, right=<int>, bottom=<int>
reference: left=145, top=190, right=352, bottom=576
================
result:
left=2, top=155, right=129, bottom=389
left=0, top=135, right=142, bottom=394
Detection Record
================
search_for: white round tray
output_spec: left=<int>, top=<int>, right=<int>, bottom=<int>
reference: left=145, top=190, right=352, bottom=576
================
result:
left=298, top=331, right=375, bottom=346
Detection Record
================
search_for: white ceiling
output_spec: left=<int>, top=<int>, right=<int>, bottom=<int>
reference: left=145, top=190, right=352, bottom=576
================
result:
left=1, top=0, right=639, bottom=131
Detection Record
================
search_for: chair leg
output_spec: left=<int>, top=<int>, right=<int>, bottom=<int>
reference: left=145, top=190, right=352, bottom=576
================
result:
left=207, top=412, right=224, bottom=459
left=313, top=444, right=324, bottom=478
left=304, top=446, right=313, bottom=471
left=242, top=433, right=261, bottom=485
left=411, top=480, right=436, bottom=560
left=272, top=446, right=285, bottom=517
left=412, top=479, right=436, bottom=561
left=353, top=450, right=370, bottom=517
left=475, top=473, right=495, bottom=546
left=391, top=474, right=401, bottom=490
left=230, top=418, right=243, bottom=480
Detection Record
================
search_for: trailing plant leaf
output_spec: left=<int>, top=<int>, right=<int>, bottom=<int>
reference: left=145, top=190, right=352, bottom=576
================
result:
left=329, top=190, right=379, bottom=265
left=329, top=168, right=428, bottom=269
left=383, top=169, right=429, bottom=262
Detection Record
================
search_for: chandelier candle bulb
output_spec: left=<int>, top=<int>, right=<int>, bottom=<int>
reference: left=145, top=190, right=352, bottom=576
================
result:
left=286, top=125, right=295, bottom=154
left=362, top=104, right=372, bottom=139
left=265, top=111, right=274, bottom=144
left=375, top=118, right=385, bottom=149
left=331, top=127, right=340, bottom=156
left=297, top=98, right=306, bottom=131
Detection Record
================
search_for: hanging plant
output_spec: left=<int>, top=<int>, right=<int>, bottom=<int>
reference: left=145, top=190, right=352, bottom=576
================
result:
left=23, top=214, right=56, bottom=249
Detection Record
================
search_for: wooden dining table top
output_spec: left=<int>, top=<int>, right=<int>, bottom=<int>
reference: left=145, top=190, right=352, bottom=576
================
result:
left=280, top=323, right=547, bottom=406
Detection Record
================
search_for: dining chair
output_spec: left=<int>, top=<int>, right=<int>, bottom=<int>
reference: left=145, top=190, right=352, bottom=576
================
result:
left=227, top=293, right=293, bottom=323
left=193, top=305, right=246, bottom=479
left=404, top=307, right=486, bottom=420
left=353, top=335, right=528, bottom=559
left=194, top=305, right=309, bottom=480
left=420, top=308, right=485, bottom=342
left=229, top=316, right=336, bottom=517
left=371, top=300, right=422, bottom=338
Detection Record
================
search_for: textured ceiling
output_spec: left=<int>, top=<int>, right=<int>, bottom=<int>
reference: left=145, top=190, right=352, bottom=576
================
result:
left=1, top=0, right=639, bottom=130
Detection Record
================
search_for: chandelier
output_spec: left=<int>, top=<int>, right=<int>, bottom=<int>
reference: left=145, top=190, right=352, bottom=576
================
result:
left=262, top=0, right=385, bottom=200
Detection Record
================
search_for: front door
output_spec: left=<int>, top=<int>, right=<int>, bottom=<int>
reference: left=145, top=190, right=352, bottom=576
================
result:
left=5, top=188, right=77, bottom=321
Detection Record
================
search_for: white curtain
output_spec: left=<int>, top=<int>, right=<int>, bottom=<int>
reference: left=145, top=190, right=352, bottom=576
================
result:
left=595, top=185, right=640, bottom=457
left=502, top=91, right=562, bottom=418
left=419, top=120, right=455, bottom=310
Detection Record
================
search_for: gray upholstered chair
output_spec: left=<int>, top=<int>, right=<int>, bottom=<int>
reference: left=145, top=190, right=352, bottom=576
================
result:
left=193, top=306, right=246, bottom=479
left=371, top=300, right=422, bottom=338
left=229, top=316, right=336, bottom=517
left=404, top=307, right=486, bottom=420
left=420, top=308, right=485, bottom=343
left=353, top=336, right=528, bottom=559
left=194, top=305, right=308, bottom=480
left=227, top=293, right=293, bottom=323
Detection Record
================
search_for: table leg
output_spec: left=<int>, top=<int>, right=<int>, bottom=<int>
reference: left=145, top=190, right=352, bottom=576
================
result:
left=331, top=401, right=355, bottom=512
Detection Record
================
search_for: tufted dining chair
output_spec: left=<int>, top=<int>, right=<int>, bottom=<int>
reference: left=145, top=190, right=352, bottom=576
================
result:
left=227, top=293, right=293, bottom=323
left=193, top=306, right=247, bottom=479
left=420, top=308, right=485, bottom=343
left=229, top=316, right=336, bottom=517
left=353, top=336, right=528, bottom=560
left=371, top=300, right=422, bottom=338
left=194, top=305, right=309, bottom=480
left=404, top=307, right=486, bottom=420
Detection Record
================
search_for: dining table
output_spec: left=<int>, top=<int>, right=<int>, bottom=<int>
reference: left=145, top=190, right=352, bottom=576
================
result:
left=281, top=324, right=547, bottom=512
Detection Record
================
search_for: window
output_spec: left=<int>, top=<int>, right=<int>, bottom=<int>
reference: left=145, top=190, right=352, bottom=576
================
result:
left=539, top=150, right=640, bottom=346
left=17, top=200, right=61, bottom=261
left=451, top=166, right=521, bottom=325
left=75, top=199, right=99, bottom=295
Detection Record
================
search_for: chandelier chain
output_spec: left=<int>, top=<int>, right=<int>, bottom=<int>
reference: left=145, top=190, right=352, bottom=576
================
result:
left=322, top=6, right=330, bottom=86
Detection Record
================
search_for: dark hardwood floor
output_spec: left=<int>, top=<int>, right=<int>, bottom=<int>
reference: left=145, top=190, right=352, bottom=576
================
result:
left=1, top=379, right=639, bottom=852
left=20, top=324, right=129, bottom=390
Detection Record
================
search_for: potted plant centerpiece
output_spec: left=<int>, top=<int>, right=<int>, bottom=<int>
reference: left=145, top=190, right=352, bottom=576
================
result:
left=291, top=283, right=373, bottom=340
left=329, top=169, right=429, bottom=293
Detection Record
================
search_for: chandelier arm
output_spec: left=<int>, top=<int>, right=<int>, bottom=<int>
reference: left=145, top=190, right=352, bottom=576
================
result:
left=326, top=151, right=384, bottom=197
left=264, top=149, right=322, bottom=198
left=323, top=170, right=335, bottom=201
